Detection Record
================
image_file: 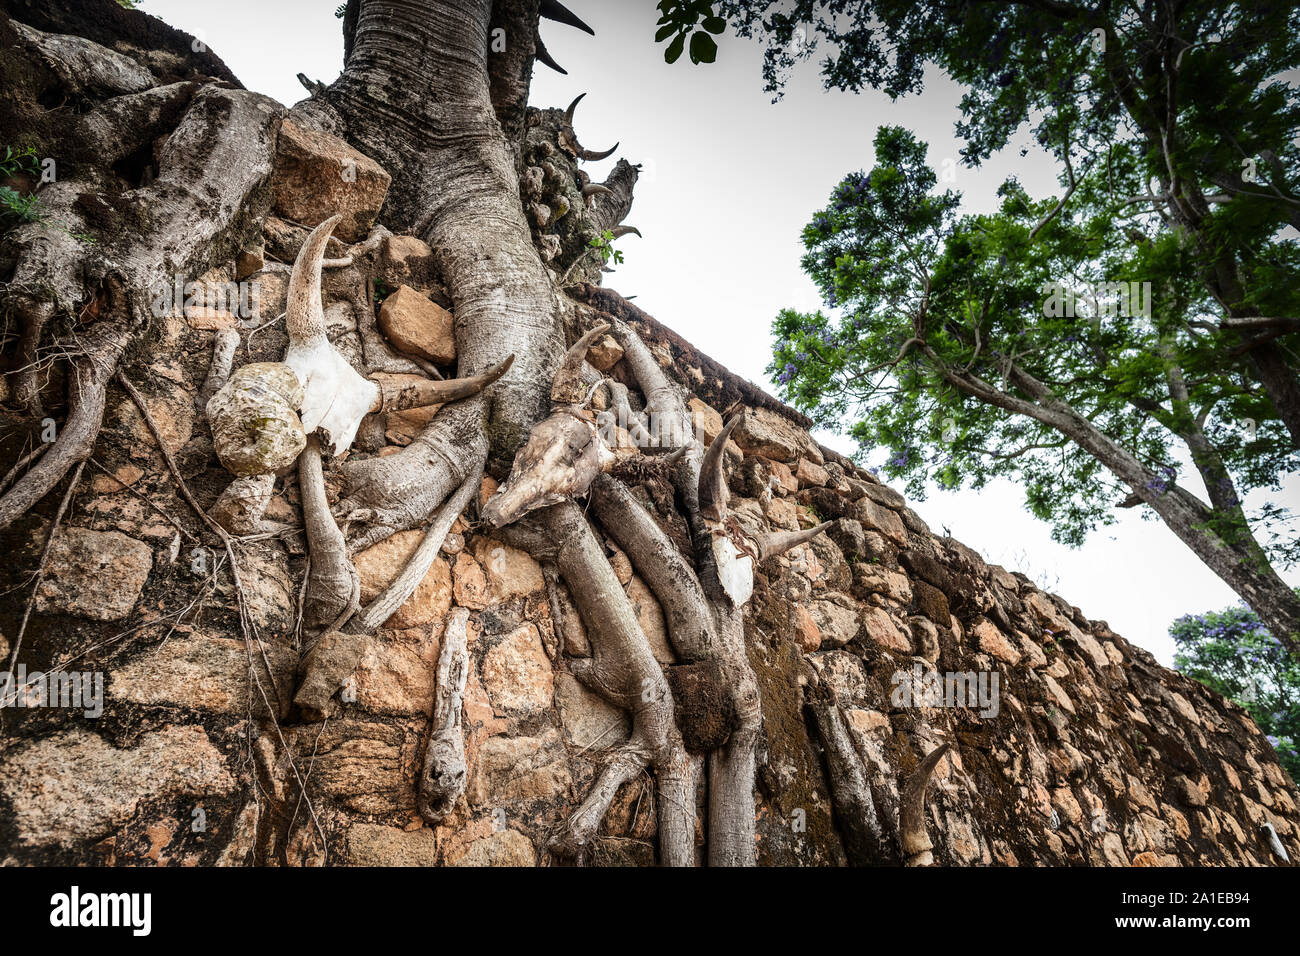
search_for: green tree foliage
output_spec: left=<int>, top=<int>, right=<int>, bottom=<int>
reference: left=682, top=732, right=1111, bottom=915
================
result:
left=654, top=1, right=725, bottom=64
left=665, top=0, right=1300, bottom=653
left=773, top=126, right=1298, bottom=562
left=687, top=1, right=1300, bottom=443
left=1171, top=595, right=1300, bottom=781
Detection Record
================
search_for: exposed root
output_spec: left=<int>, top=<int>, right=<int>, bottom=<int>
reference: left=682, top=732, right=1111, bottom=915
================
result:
left=808, top=700, right=890, bottom=865
left=335, top=398, right=488, bottom=553
left=503, top=501, right=694, bottom=865
left=0, top=323, right=129, bottom=531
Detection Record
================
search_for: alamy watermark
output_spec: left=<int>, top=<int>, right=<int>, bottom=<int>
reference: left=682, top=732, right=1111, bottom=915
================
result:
left=1039, top=279, right=1152, bottom=323
left=891, top=662, right=1000, bottom=718
left=151, top=274, right=260, bottom=323
left=0, top=665, right=103, bottom=718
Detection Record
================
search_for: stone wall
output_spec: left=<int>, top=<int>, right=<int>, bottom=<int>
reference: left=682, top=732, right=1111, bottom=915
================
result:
left=0, top=16, right=1296, bottom=865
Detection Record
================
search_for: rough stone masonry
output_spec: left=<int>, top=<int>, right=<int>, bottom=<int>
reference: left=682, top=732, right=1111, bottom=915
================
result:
left=0, top=3, right=1296, bottom=867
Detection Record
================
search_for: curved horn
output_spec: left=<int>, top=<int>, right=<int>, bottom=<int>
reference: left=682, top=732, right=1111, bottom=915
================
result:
left=371, top=355, right=515, bottom=413
left=535, top=36, right=567, bottom=74
left=756, top=520, right=835, bottom=561
left=564, top=92, right=586, bottom=125
left=610, top=225, right=641, bottom=239
left=552, top=322, right=611, bottom=404
left=582, top=183, right=615, bottom=199
left=900, top=743, right=950, bottom=866
left=287, top=215, right=341, bottom=346
left=699, top=413, right=742, bottom=522
left=540, top=0, right=595, bottom=35
left=579, top=142, right=619, bottom=162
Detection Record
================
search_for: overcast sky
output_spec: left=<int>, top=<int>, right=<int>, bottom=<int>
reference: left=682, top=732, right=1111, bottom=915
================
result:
left=145, top=0, right=1300, bottom=664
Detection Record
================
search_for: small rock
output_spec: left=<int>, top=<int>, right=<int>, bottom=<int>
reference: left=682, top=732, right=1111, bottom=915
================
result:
left=450, top=829, right=535, bottom=867
left=481, top=624, right=554, bottom=714
left=347, top=824, right=439, bottom=866
left=271, top=119, right=391, bottom=242
left=733, top=407, right=809, bottom=462
left=377, top=285, right=456, bottom=364
left=556, top=672, right=630, bottom=750
left=35, top=527, right=152, bottom=622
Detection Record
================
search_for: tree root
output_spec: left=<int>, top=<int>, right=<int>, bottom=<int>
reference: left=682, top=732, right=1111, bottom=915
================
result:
left=503, top=501, right=695, bottom=865
left=0, top=322, right=129, bottom=531
left=808, top=700, right=891, bottom=865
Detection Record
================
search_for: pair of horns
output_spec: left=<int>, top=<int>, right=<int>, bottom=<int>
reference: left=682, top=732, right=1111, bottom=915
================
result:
left=535, top=2, right=594, bottom=76
left=551, top=322, right=611, bottom=404
left=562, top=93, right=619, bottom=161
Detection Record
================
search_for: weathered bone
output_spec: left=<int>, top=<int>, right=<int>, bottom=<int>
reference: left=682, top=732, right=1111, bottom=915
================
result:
left=900, top=742, right=951, bottom=866
left=540, top=0, right=595, bottom=35
left=284, top=215, right=380, bottom=455
left=481, top=410, right=615, bottom=527
left=551, top=322, right=611, bottom=404
left=418, top=607, right=471, bottom=824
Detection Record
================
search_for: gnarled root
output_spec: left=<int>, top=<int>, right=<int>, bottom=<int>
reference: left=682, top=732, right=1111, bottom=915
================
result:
left=0, top=322, right=129, bottom=531
left=0, top=71, right=281, bottom=531
left=808, top=700, right=892, bottom=865
left=336, top=397, right=489, bottom=553
left=504, top=500, right=695, bottom=866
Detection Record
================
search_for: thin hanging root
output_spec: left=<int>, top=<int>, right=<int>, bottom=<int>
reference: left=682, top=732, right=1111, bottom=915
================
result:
left=0, top=324, right=130, bottom=532
left=369, top=355, right=514, bottom=413
left=418, top=607, right=471, bottom=824
left=3, top=460, right=84, bottom=691
left=116, top=370, right=285, bottom=712
left=900, top=743, right=951, bottom=866
left=121, top=369, right=329, bottom=855
left=0, top=442, right=49, bottom=496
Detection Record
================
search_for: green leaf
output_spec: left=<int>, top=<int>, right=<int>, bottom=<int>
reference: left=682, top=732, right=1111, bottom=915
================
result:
left=702, top=16, right=725, bottom=34
left=655, top=23, right=678, bottom=43
left=665, top=32, right=686, bottom=64
left=689, top=30, right=717, bottom=64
